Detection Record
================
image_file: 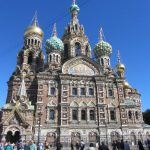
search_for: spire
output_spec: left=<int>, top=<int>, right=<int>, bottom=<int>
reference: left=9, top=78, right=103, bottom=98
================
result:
left=32, top=11, right=38, bottom=27
left=73, top=0, right=76, bottom=4
left=17, top=73, right=27, bottom=98
left=52, top=23, right=57, bottom=37
left=117, top=50, right=121, bottom=64
left=99, top=28, right=103, bottom=41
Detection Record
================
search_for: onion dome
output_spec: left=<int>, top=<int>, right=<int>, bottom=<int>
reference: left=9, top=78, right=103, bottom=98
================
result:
left=123, top=80, right=131, bottom=89
left=70, top=0, right=80, bottom=12
left=45, top=23, right=64, bottom=52
left=94, top=28, right=112, bottom=57
left=24, top=14, right=44, bottom=38
left=116, top=50, right=125, bottom=74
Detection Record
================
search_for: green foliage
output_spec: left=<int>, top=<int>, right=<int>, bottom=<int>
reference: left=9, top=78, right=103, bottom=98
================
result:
left=143, top=109, right=150, bottom=125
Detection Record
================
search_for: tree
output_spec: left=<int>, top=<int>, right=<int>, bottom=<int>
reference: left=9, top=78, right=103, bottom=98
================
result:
left=143, top=109, right=150, bottom=125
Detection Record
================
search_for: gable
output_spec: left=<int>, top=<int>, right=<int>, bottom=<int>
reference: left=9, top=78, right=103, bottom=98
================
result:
left=62, top=56, right=100, bottom=76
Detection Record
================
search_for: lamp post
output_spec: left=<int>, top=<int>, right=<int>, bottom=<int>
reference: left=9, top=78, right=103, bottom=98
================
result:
left=37, top=112, right=42, bottom=150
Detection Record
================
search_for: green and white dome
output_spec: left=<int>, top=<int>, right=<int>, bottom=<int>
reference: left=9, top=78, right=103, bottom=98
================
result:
left=70, top=3, right=80, bottom=12
left=45, top=24, right=64, bottom=52
left=94, top=28, right=112, bottom=57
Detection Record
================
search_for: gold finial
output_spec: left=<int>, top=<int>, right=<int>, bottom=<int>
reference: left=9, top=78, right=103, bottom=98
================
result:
left=32, top=11, right=38, bottom=27
left=117, top=50, right=121, bottom=64
left=99, top=28, right=103, bottom=41
left=52, top=23, right=57, bottom=37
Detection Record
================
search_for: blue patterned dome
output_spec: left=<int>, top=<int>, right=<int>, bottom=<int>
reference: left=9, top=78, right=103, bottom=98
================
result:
left=45, top=24, right=64, bottom=52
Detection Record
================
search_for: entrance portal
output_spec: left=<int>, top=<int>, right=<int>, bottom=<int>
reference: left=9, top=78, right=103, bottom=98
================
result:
left=6, top=131, right=21, bottom=143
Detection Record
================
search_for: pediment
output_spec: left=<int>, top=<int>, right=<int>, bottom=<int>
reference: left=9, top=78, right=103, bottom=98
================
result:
left=62, top=57, right=100, bottom=76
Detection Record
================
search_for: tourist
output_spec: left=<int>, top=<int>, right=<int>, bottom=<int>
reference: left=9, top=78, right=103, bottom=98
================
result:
left=29, top=140, right=36, bottom=150
left=138, top=140, right=144, bottom=150
left=24, top=141, right=30, bottom=150
left=0, top=142, right=4, bottom=150
left=56, top=142, right=63, bottom=150
left=71, top=142, right=74, bottom=150
left=4, top=142, right=13, bottom=150
left=112, top=141, right=117, bottom=150
left=124, top=141, right=130, bottom=150
left=147, top=139, right=150, bottom=150
left=75, top=142, right=80, bottom=150
left=99, top=141, right=109, bottom=150
left=80, top=140, right=85, bottom=150
left=38, top=143, right=43, bottom=150
left=88, top=143, right=95, bottom=150
left=44, top=141, right=49, bottom=150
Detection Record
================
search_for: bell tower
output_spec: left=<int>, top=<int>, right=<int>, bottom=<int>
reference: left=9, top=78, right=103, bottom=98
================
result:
left=62, top=0, right=91, bottom=60
left=17, top=13, right=44, bottom=74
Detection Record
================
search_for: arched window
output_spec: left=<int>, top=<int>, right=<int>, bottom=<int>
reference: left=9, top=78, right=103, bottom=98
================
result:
left=80, top=88, right=86, bottom=96
left=75, top=42, right=81, bottom=56
left=19, top=52, right=24, bottom=65
left=64, top=44, right=69, bottom=59
left=28, top=39, right=30, bottom=45
left=50, top=55, right=52, bottom=62
left=128, top=111, right=132, bottom=119
left=90, top=110, right=95, bottom=120
left=72, top=87, right=78, bottom=96
left=28, top=52, right=33, bottom=64
left=35, top=40, right=37, bottom=45
left=81, top=110, right=86, bottom=120
left=101, top=58, right=104, bottom=66
left=72, top=110, right=78, bottom=120
left=135, top=111, right=138, bottom=119
left=56, top=55, right=59, bottom=62
left=85, top=45, right=89, bottom=56
left=110, top=110, right=116, bottom=120
left=108, top=89, right=113, bottom=97
left=49, top=110, right=55, bottom=120
left=31, top=39, right=34, bottom=45
left=89, top=88, right=94, bottom=96
left=51, top=87, right=56, bottom=96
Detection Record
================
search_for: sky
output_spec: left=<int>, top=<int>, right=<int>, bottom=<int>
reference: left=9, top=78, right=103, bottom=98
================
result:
left=0, top=0, right=150, bottom=111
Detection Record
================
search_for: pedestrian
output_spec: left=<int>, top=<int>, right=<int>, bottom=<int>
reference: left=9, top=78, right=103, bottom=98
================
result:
left=112, top=141, right=117, bottom=150
left=29, top=140, right=36, bottom=150
left=99, top=142, right=109, bottom=150
left=147, top=140, right=150, bottom=150
left=24, top=141, right=30, bottom=150
left=124, top=141, right=130, bottom=150
left=56, top=142, right=63, bottom=150
left=120, top=140, right=124, bottom=150
left=88, top=143, right=95, bottom=150
left=75, top=142, right=80, bottom=150
left=138, top=140, right=144, bottom=150
left=4, top=142, right=13, bottom=150
left=80, top=140, right=85, bottom=150
left=38, top=143, right=43, bottom=150
left=0, top=142, right=4, bottom=150
left=44, top=141, right=49, bottom=150
left=71, top=142, right=74, bottom=150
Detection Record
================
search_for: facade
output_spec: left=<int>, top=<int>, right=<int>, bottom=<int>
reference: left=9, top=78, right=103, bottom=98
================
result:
left=0, top=0, right=150, bottom=147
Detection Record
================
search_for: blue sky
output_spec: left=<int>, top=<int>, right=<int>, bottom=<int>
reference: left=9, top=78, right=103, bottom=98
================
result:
left=0, top=0, right=150, bottom=111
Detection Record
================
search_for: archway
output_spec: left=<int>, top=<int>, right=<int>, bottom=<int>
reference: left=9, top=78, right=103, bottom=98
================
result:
left=130, top=132, right=136, bottom=145
left=111, top=131, right=120, bottom=142
left=89, top=132, right=97, bottom=144
left=71, top=132, right=81, bottom=146
left=46, top=132, right=56, bottom=147
left=5, top=131, right=21, bottom=143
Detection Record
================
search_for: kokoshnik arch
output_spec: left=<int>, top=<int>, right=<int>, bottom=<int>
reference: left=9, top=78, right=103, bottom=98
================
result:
left=0, top=0, right=150, bottom=147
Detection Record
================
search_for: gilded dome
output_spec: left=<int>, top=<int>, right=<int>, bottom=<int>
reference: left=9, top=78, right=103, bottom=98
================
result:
left=24, top=15, right=43, bottom=38
left=116, top=63, right=125, bottom=73
left=45, top=23, right=64, bottom=52
left=123, top=80, right=131, bottom=89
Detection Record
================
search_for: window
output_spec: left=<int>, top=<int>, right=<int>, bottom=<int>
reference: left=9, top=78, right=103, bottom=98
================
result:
left=51, top=87, right=56, bottom=96
left=72, top=110, right=78, bottom=120
left=89, top=88, right=94, bottom=96
left=49, top=110, right=55, bottom=120
left=81, top=110, right=86, bottom=120
left=108, top=89, right=113, bottom=97
left=56, top=55, right=59, bottom=62
left=72, top=88, right=78, bottom=96
left=110, top=110, right=116, bottom=120
left=128, top=111, right=132, bottom=119
left=75, top=42, right=81, bottom=56
left=80, top=88, right=86, bottom=96
left=101, top=58, right=104, bottom=66
left=64, top=44, right=68, bottom=59
left=90, top=110, right=95, bottom=120
left=135, top=111, right=138, bottom=120
left=28, top=52, right=33, bottom=64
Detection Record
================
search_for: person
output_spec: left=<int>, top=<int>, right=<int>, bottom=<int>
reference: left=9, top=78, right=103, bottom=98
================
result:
left=124, top=141, right=130, bottom=150
left=29, top=140, right=36, bottom=150
left=80, top=140, right=85, bottom=150
left=76, top=142, right=80, bottom=150
left=112, top=141, right=117, bottom=150
left=120, top=140, right=124, bottom=150
left=4, top=142, right=13, bottom=150
left=99, top=142, right=109, bottom=150
left=56, top=142, right=63, bottom=150
left=24, top=141, right=30, bottom=150
left=38, top=143, right=43, bottom=150
left=147, top=139, right=150, bottom=150
left=138, top=140, right=144, bottom=150
left=44, top=141, right=49, bottom=150
left=88, top=143, right=95, bottom=150
left=0, top=142, right=4, bottom=150
left=71, top=142, right=74, bottom=150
